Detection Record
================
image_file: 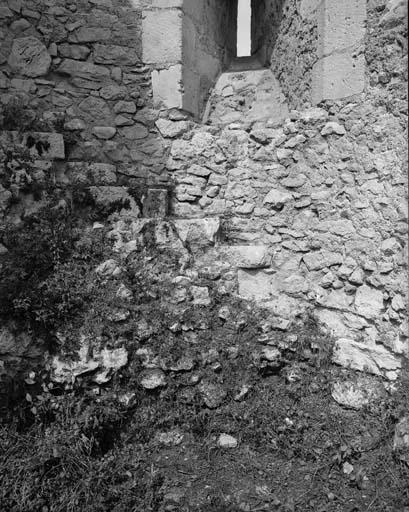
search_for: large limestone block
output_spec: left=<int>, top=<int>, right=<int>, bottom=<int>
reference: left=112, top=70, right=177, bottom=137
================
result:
left=173, top=218, right=220, bottom=248
left=226, top=245, right=271, bottom=269
left=312, top=53, right=365, bottom=103
left=300, top=0, right=322, bottom=18
left=317, top=0, right=366, bottom=57
left=8, top=36, right=51, bottom=77
left=354, top=285, right=384, bottom=319
left=142, top=9, right=182, bottom=63
left=57, top=59, right=110, bottom=90
left=152, top=65, right=183, bottom=109
left=238, top=269, right=272, bottom=300
left=332, top=338, right=401, bottom=380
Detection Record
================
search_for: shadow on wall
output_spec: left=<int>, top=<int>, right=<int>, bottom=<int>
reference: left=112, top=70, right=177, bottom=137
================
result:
left=251, top=0, right=286, bottom=66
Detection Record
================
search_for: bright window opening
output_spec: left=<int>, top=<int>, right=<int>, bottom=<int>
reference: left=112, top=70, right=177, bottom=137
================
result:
left=237, top=0, right=251, bottom=57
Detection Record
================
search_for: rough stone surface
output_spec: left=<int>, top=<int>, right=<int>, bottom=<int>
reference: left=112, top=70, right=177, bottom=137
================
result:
left=0, top=0, right=407, bottom=388
left=227, top=246, right=271, bottom=269
left=354, top=285, right=384, bottom=319
left=394, top=416, right=409, bottom=451
left=217, top=434, right=238, bottom=448
left=332, top=339, right=402, bottom=380
left=8, top=36, right=51, bottom=77
left=331, top=376, right=385, bottom=410
left=51, top=339, right=128, bottom=384
left=142, top=10, right=182, bottom=64
left=140, top=369, right=167, bottom=389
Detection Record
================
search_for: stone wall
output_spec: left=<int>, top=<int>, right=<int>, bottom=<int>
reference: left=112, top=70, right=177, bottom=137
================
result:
left=164, top=0, right=408, bottom=380
left=269, top=0, right=319, bottom=108
left=0, top=0, right=174, bottom=223
left=268, top=0, right=367, bottom=109
left=183, top=0, right=237, bottom=116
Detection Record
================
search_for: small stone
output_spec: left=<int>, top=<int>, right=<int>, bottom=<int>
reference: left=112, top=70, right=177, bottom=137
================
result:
left=199, top=381, right=227, bottom=408
left=140, top=369, right=166, bottom=389
left=381, top=237, right=401, bottom=255
left=95, top=259, right=121, bottom=277
left=0, top=6, right=13, bottom=18
left=281, top=174, right=307, bottom=188
left=217, top=433, right=238, bottom=448
left=64, top=118, right=85, bottom=131
left=343, top=462, right=354, bottom=475
left=120, top=123, right=149, bottom=140
left=276, top=148, right=293, bottom=161
left=261, top=347, right=282, bottom=364
left=155, top=430, right=184, bottom=446
left=391, top=294, right=405, bottom=311
left=300, top=107, right=328, bottom=123
left=115, top=115, right=134, bottom=127
left=93, top=126, right=116, bottom=139
left=263, top=188, right=293, bottom=208
left=191, top=286, right=211, bottom=306
left=113, top=101, right=137, bottom=114
left=116, top=283, right=133, bottom=301
left=321, top=122, right=346, bottom=136
left=393, top=416, right=409, bottom=451
left=188, top=164, right=212, bottom=177
left=303, top=251, right=343, bottom=271
left=349, top=268, right=364, bottom=285
left=234, top=384, right=250, bottom=401
left=10, top=19, right=31, bottom=32
left=331, top=376, right=384, bottom=410
left=58, top=43, right=90, bottom=60
left=169, top=356, right=195, bottom=372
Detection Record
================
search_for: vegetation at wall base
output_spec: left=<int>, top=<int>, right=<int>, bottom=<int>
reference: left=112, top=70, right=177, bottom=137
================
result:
left=0, top=224, right=408, bottom=512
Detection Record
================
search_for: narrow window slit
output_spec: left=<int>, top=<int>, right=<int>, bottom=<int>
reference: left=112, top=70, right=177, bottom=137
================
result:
left=237, top=0, right=251, bottom=57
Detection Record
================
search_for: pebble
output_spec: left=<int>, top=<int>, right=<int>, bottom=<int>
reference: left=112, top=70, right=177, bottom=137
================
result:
left=217, top=433, right=238, bottom=448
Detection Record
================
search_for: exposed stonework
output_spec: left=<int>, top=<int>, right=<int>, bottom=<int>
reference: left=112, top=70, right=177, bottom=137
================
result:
left=0, top=0, right=407, bottom=384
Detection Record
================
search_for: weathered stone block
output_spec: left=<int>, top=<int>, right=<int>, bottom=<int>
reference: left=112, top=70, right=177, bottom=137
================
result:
left=69, top=27, right=111, bottom=43
left=238, top=269, right=272, bottom=299
left=332, top=338, right=401, bottom=380
left=152, top=65, right=183, bottom=109
left=263, top=188, right=293, bottom=208
left=94, top=44, right=140, bottom=66
left=354, top=285, right=384, bottom=319
left=317, top=0, right=366, bottom=57
left=155, top=119, right=189, bottom=138
left=227, top=245, right=271, bottom=269
left=312, top=53, right=365, bottom=103
left=174, top=218, right=220, bottom=248
left=57, top=59, right=110, bottom=90
left=142, top=10, right=182, bottom=63
left=8, top=36, right=51, bottom=77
